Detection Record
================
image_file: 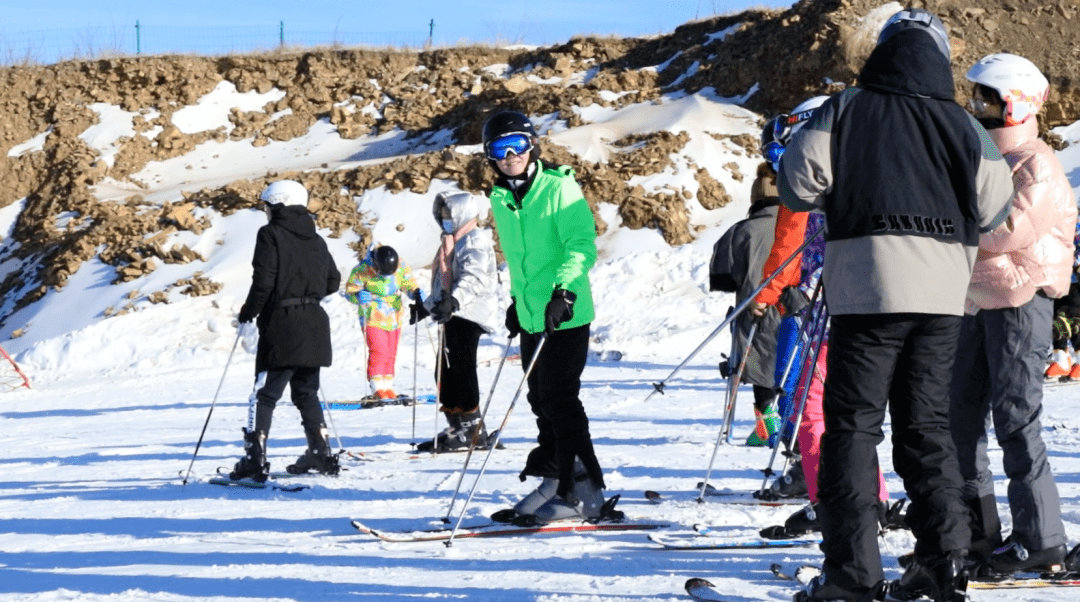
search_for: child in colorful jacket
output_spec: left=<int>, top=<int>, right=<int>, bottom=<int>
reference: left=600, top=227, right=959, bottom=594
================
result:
left=344, top=245, right=421, bottom=399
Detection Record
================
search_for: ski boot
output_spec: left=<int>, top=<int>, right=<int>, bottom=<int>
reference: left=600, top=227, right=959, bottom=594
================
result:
left=229, top=428, right=270, bottom=483
left=1045, top=348, right=1071, bottom=380
left=887, top=550, right=968, bottom=602
left=745, top=406, right=781, bottom=447
left=533, top=459, right=606, bottom=524
left=878, top=498, right=909, bottom=531
left=444, top=407, right=489, bottom=451
left=769, top=459, right=808, bottom=499
left=760, top=502, right=820, bottom=539
left=286, top=423, right=340, bottom=475
left=795, top=573, right=888, bottom=602
left=416, top=409, right=464, bottom=453
left=987, top=541, right=1067, bottom=575
left=492, top=476, right=560, bottom=523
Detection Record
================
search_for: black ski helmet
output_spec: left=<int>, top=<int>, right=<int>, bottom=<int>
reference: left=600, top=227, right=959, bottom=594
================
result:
left=372, top=245, right=399, bottom=276
left=482, top=110, right=540, bottom=162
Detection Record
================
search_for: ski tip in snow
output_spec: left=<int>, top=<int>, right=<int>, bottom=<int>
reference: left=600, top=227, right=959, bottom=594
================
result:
left=644, top=490, right=662, bottom=504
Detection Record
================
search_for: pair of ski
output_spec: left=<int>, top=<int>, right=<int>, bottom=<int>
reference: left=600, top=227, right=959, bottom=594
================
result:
left=324, top=393, right=436, bottom=410
left=350, top=517, right=667, bottom=543
left=205, top=469, right=323, bottom=492
left=207, top=475, right=311, bottom=492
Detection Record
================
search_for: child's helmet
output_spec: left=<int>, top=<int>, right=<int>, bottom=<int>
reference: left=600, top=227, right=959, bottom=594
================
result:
left=877, top=7, right=950, bottom=61
left=965, top=53, right=1049, bottom=126
left=372, top=246, right=399, bottom=276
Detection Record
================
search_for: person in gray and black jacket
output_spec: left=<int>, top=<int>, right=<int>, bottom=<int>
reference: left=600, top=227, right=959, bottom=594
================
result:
left=709, top=161, right=783, bottom=447
left=778, top=8, right=1015, bottom=602
left=413, top=191, right=499, bottom=453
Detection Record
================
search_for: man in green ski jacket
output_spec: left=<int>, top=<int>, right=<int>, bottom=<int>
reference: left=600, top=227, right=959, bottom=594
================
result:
left=482, top=110, right=608, bottom=524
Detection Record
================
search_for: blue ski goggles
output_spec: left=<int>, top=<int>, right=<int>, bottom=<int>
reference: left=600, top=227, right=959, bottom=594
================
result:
left=485, top=132, right=534, bottom=160
left=763, top=140, right=786, bottom=167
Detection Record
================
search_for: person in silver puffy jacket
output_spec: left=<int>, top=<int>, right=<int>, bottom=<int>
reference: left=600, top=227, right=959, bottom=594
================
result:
left=949, top=53, right=1076, bottom=577
left=413, top=191, right=500, bottom=453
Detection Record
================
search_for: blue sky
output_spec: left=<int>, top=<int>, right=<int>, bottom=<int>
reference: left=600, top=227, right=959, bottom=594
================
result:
left=0, top=1, right=792, bottom=63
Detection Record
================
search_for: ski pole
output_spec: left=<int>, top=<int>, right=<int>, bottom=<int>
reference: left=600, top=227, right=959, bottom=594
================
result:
left=411, top=315, right=420, bottom=442
left=181, top=331, right=241, bottom=488
left=755, top=280, right=824, bottom=489
left=360, top=314, right=370, bottom=399
left=441, top=335, right=515, bottom=523
left=644, top=227, right=824, bottom=402
left=719, top=320, right=758, bottom=444
left=446, top=334, right=547, bottom=547
left=696, top=320, right=757, bottom=500
left=317, top=386, right=347, bottom=455
left=429, top=324, right=446, bottom=454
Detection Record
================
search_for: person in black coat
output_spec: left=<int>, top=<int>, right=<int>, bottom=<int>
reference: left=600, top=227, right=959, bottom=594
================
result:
left=229, top=180, right=342, bottom=482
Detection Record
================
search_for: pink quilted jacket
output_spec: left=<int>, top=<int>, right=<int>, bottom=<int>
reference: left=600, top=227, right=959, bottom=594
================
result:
left=967, top=118, right=1078, bottom=312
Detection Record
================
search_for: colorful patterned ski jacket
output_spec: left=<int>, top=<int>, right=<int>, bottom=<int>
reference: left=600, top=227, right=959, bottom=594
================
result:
left=344, top=254, right=420, bottom=332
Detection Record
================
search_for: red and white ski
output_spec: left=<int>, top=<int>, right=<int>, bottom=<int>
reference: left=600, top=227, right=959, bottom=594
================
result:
left=350, top=518, right=666, bottom=543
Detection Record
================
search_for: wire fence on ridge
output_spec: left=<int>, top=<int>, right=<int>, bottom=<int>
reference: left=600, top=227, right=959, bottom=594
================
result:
left=0, top=23, right=429, bottom=66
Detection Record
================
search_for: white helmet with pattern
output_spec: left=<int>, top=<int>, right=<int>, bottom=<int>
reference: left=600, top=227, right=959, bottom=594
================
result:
left=965, top=53, right=1049, bottom=126
left=259, top=180, right=309, bottom=209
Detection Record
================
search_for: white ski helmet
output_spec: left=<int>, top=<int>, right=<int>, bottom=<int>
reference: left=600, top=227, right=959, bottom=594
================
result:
left=259, top=180, right=309, bottom=209
left=877, top=7, right=950, bottom=61
left=778, top=96, right=829, bottom=145
left=965, top=53, right=1049, bottom=126
left=762, top=96, right=829, bottom=171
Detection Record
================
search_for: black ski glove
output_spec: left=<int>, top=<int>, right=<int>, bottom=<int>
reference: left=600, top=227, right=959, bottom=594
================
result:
left=237, top=303, right=256, bottom=324
left=779, top=285, right=810, bottom=316
left=544, top=288, right=576, bottom=335
left=505, top=299, right=522, bottom=338
left=409, top=296, right=429, bottom=325
left=431, top=296, right=459, bottom=324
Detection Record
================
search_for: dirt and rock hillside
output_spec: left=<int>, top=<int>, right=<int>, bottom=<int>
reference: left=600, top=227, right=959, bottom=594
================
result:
left=0, top=0, right=1077, bottom=329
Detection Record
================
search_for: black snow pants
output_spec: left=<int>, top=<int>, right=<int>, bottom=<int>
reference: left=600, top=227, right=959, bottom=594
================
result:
left=818, top=313, right=971, bottom=593
left=435, top=316, right=484, bottom=413
left=248, top=366, right=326, bottom=439
left=518, top=324, right=604, bottom=497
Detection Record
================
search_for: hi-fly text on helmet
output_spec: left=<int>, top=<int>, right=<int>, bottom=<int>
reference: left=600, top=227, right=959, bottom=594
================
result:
left=761, top=96, right=829, bottom=171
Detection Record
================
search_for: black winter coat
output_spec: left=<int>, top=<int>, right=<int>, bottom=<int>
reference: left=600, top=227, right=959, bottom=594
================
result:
left=239, top=205, right=341, bottom=372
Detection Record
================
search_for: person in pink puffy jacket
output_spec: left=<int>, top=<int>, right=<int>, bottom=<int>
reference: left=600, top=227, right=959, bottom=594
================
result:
left=949, top=53, right=1076, bottom=577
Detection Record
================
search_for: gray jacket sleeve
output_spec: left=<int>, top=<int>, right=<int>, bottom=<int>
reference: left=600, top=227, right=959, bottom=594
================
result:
left=778, top=102, right=835, bottom=214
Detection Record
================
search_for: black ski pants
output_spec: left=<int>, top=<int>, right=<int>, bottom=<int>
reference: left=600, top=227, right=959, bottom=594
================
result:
left=519, top=324, right=604, bottom=496
left=435, top=316, right=484, bottom=413
left=818, top=313, right=970, bottom=593
left=248, top=366, right=326, bottom=440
